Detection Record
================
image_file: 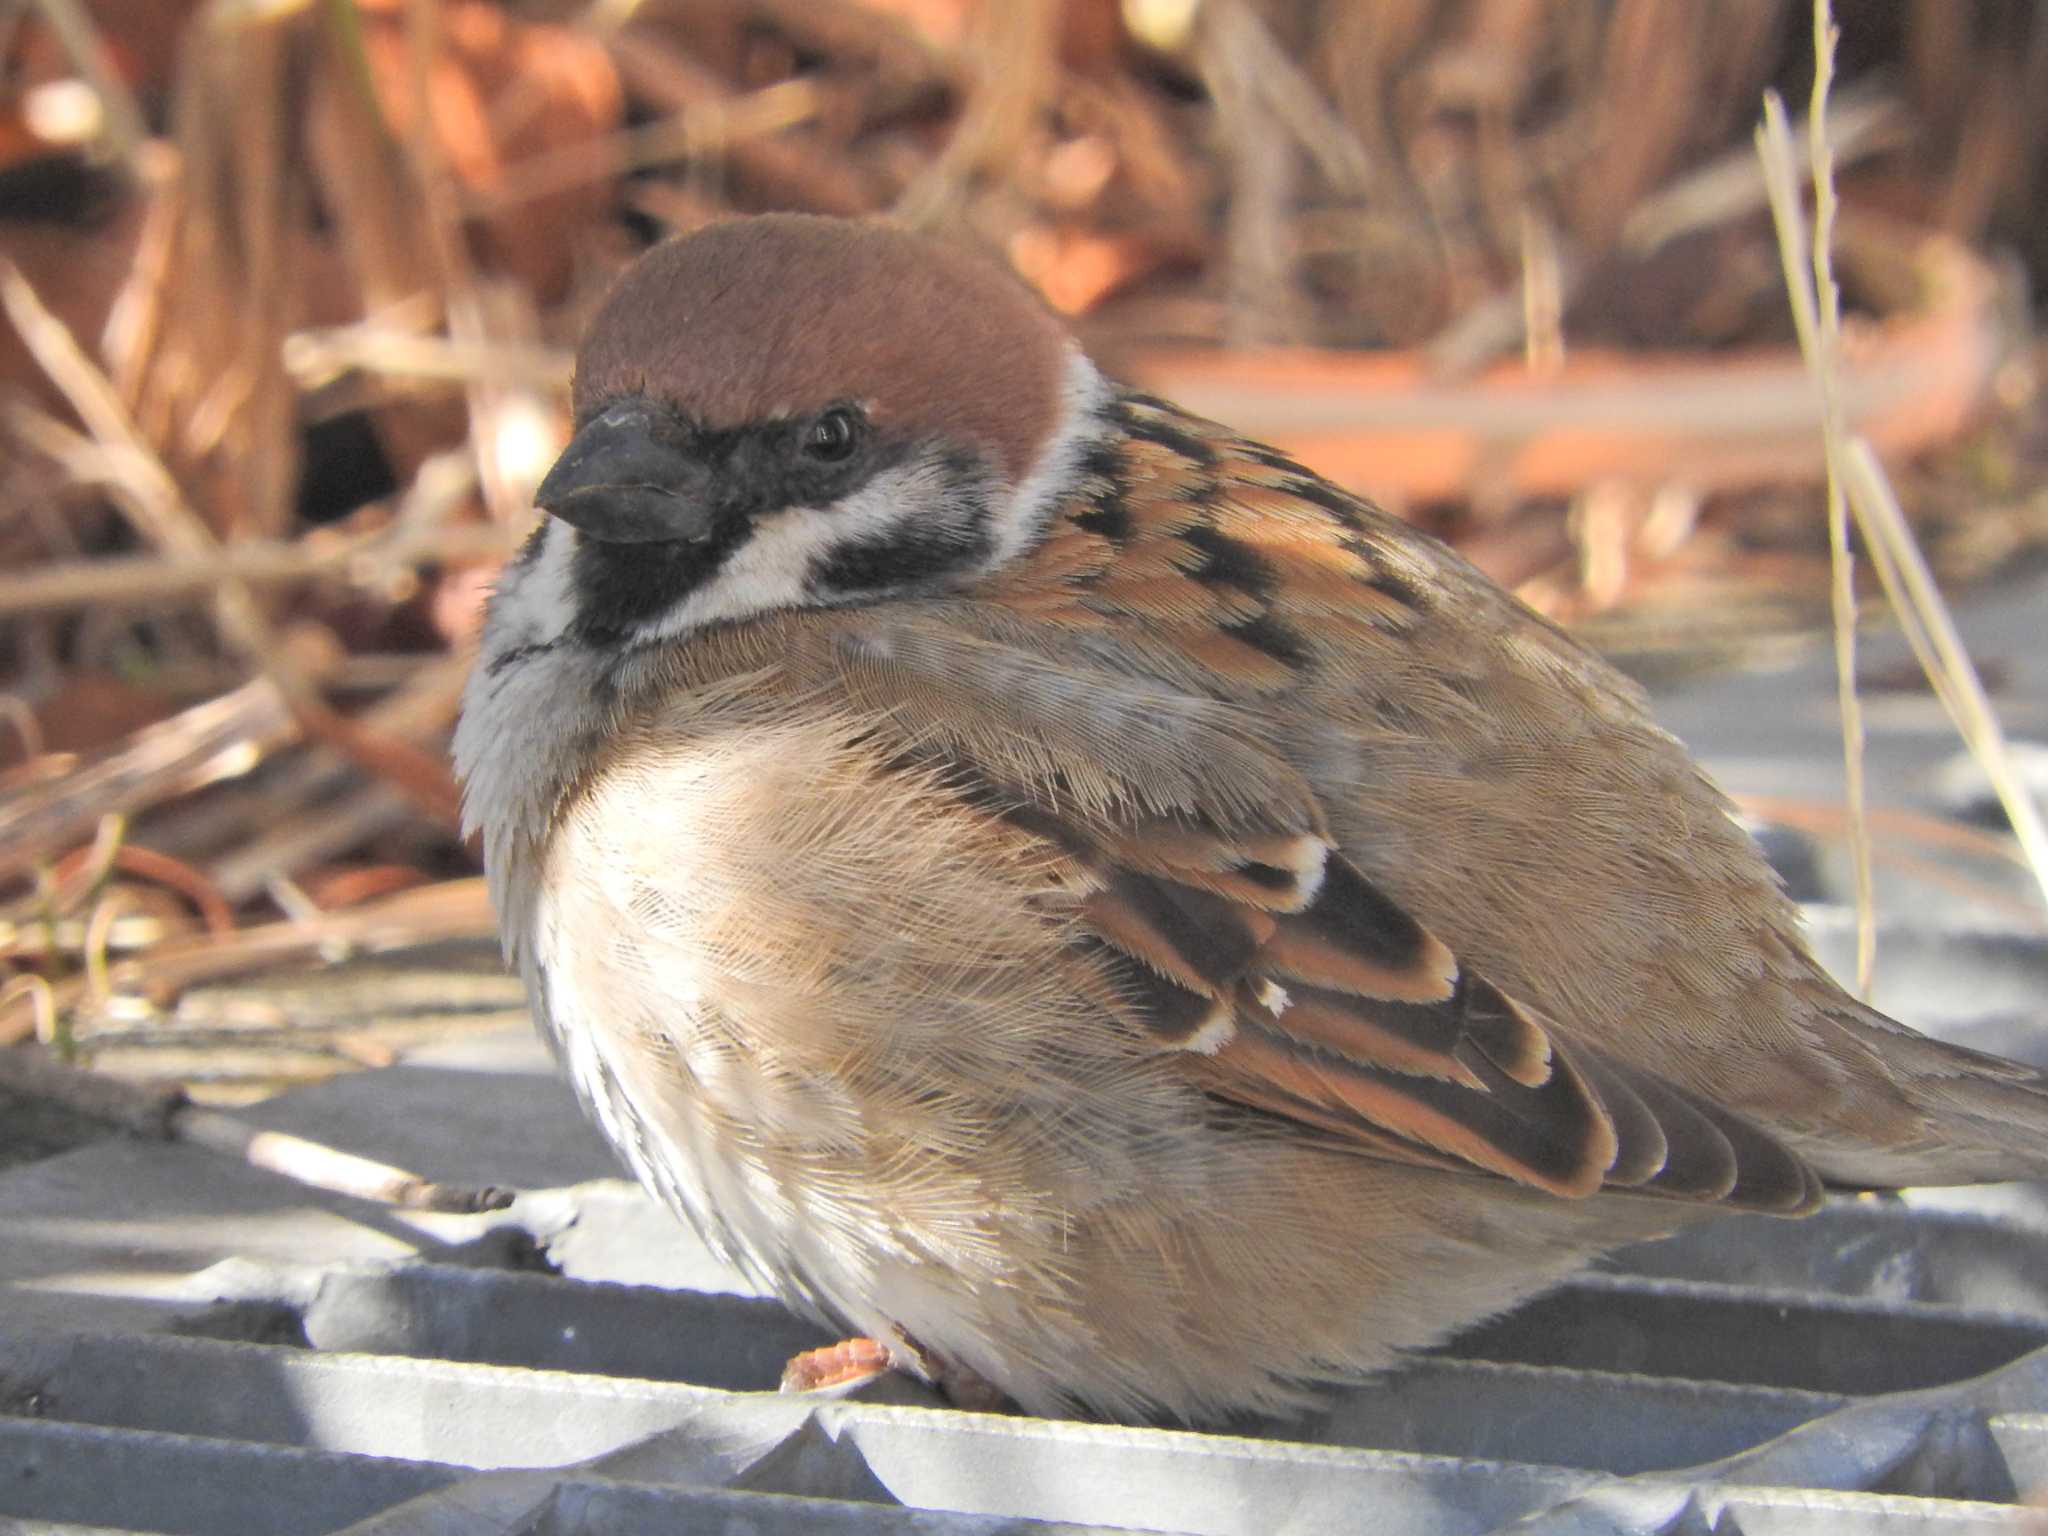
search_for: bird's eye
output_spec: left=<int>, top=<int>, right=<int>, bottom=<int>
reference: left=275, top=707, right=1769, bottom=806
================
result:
left=804, top=407, right=862, bottom=462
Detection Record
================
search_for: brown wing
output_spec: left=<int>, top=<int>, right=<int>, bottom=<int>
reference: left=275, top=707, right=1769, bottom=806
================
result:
left=1077, top=828, right=1820, bottom=1212
left=758, top=599, right=1821, bottom=1217
left=972, top=392, right=1821, bottom=1211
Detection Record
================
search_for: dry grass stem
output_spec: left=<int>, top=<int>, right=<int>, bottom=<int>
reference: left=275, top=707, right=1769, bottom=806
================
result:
left=1202, top=0, right=1372, bottom=196
left=1135, top=230, right=2000, bottom=502
left=894, top=0, right=1060, bottom=226
left=1741, top=796, right=2044, bottom=933
left=0, top=1042, right=511, bottom=1210
left=0, top=696, right=44, bottom=762
left=214, top=784, right=419, bottom=907
left=4, top=258, right=467, bottom=827
left=1757, top=7, right=1875, bottom=994
left=1621, top=86, right=1902, bottom=257
left=398, top=0, right=522, bottom=530
left=1841, top=444, right=2048, bottom=912
left=0, top=261, right=304, bottom=693
left=460, top=78, right=826, bottom=218
left=284, top=327, right=572, bottom=391
left=1759, top=0, right=2048, bottom=937
left=0, top=877, right=496, bottom=1046
left=0, top=680, right=297, bottom=879
left=173, top=1105, right=514, bottom=1212
left=0, top=524, right=519, bottom=620
left=1433, top=82, right=1902, bottom=383
left=1739, top=794, right=2042, bottom=877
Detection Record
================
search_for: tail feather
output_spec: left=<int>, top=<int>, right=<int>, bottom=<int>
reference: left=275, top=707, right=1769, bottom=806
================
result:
left=1803, top=996, right=2048, bottom=1189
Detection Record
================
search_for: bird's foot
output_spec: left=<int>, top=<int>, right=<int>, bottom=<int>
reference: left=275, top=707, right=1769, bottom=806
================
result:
left=780, top=1336, right=893, bottom=1393
left=780, top=1333, right=1013, bottom=1412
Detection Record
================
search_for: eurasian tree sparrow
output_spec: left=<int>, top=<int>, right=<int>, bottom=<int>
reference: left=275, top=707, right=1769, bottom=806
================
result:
left=456, top=215, right=2048, bottom=1420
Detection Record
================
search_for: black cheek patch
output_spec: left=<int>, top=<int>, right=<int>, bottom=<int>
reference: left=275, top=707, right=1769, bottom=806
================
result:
left=810, top=506, right=995, bottom=593
left=566, top=518, right=754, bottom=643
left=807, top=447, right=997, bottom=595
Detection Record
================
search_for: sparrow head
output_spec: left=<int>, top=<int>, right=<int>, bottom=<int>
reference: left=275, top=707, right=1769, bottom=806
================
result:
left=520, top=214, right=1106, bottom=645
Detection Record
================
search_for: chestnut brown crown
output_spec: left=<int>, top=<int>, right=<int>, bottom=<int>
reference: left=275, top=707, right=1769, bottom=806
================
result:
left=525, top=215, right=1095, bottom=641
left=571, top=214, right=1071, bottom=487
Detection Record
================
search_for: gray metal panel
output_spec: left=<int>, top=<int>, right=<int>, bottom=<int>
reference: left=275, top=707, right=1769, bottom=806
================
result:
left=1605, top=1201, right=2048, bottom=1316
left=1443, top=1272, right=2048, bottom=1394
left=802, top=1407, right=1599, bottom=1536
left=0, top=1331, right=723, bottom=1469
left=0, top=1419, right=457, bottom=1536
left=1303, top=1358, right=1848, bottom=1471
left=8, top=1283, right=2048, bottom=1533
left=9, top=1139, right=2048, bottom=1536
left=525, top=1481, right=1148, bottom=1536
left=294, top=1261, right=829, bottom=1386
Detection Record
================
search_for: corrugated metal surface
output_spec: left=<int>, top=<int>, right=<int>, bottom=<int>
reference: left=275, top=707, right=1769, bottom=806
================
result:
left=5, top=1163, right=2048, bottom=1533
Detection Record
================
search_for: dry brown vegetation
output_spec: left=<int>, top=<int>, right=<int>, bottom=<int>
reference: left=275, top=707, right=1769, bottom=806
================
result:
left=2, top=0, right=2045, bottom=1103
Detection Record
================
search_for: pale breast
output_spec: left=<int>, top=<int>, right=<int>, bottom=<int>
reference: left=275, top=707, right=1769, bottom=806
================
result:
left=524, top=667, right=1184, bottom=1335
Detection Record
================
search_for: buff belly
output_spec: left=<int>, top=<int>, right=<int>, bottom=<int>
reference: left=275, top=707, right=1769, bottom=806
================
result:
left=515, top=697, right=1703, bottom=1418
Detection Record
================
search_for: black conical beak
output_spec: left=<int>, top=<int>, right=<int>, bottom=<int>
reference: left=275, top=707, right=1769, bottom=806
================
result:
left=535, top=400, right=714, bottom=544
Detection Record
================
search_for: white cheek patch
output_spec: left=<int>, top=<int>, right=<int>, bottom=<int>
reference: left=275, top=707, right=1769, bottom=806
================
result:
left=639, top=453, right=988, bottom=643
left=491, top=519, right=579, bottom=652
left=648, top=516, right=820, bottom=638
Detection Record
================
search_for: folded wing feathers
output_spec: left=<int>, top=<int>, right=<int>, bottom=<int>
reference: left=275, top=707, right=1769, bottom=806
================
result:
left=1080, top=823, right=1821, bottom=1212
left=1084, top=871, right=1273, bottom=996
left=1563, top=1051, right=1672, bottom=1187
left=1206, top=1015, right=1614, bottom=1197
left=811, top=603, right=1822, bottom=1215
